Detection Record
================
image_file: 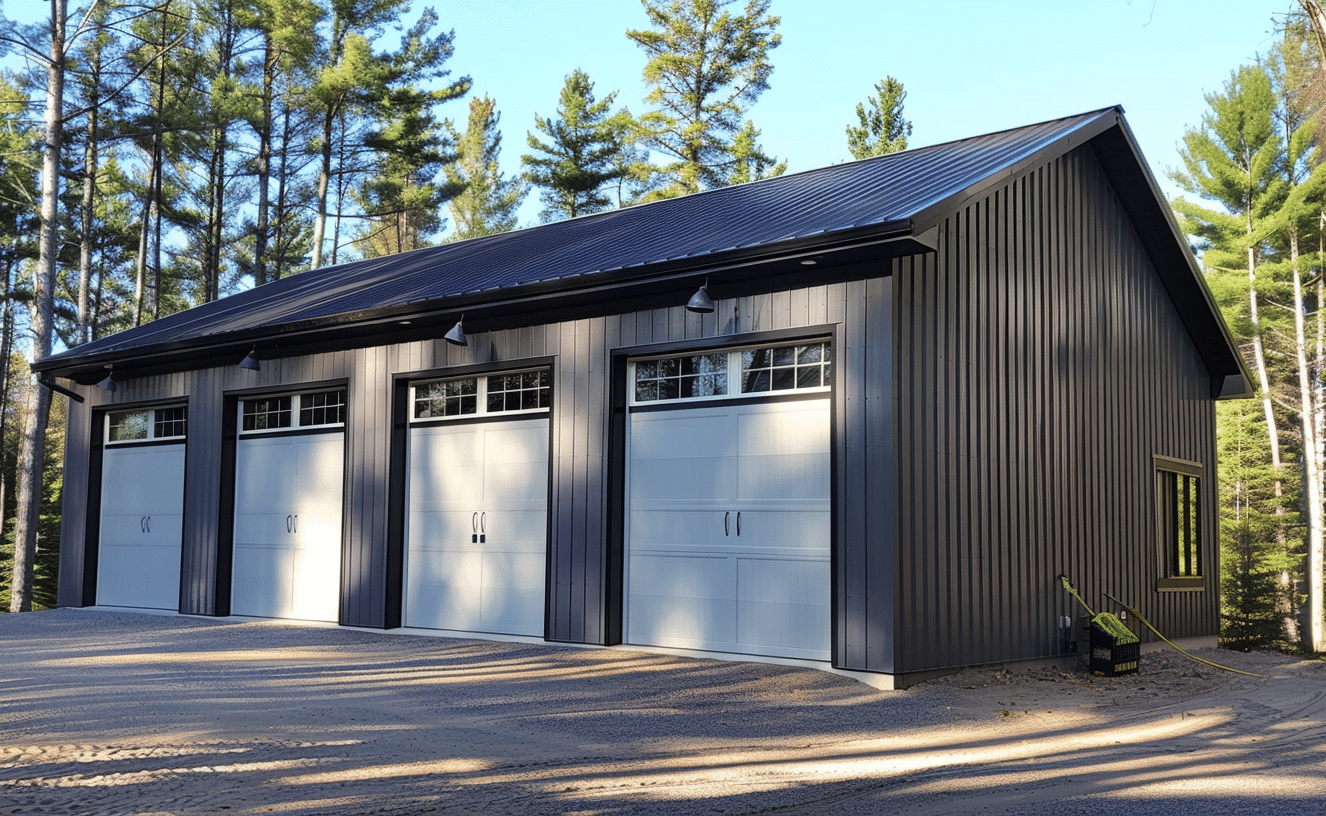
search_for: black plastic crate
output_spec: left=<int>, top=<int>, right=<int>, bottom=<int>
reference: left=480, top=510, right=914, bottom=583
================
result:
left=1090, top=621, right=1140, bottom=676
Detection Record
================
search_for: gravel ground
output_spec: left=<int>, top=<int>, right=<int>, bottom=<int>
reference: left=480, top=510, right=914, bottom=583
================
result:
left=0, top=608, right=1323, bottom=815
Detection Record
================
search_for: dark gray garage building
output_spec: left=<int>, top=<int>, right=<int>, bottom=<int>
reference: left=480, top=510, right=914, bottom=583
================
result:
left=38, top=107, right=1250, bottom=688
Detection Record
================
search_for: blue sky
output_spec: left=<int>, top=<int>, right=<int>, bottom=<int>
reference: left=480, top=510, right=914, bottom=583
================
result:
left=446, top=0, right=1288, bottom=225
left=0, top=0, right=1294, bottom=230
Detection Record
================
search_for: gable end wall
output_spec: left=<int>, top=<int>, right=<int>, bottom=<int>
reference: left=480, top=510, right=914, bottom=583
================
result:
left=893, top=146, right=1219, bottom=674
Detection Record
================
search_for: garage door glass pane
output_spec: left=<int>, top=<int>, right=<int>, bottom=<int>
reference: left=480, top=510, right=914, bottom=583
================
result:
left=487, top=370, right=550, bottom=413
left=243, top=396, right=292, bottom=431
left=299, top=389, right=346, bottom=426
left=633, top=353, right=727, bottom=403
left=109, top=410, right=150, bottom=441
left=740, top=342, right=830, bottom=394
left=415, top=378, right=478, bottom=418
left=153, top=406, right=188, bottom=439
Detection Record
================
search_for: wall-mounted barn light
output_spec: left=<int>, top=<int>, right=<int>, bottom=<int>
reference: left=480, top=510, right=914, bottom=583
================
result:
left=685, top=279, right=715, bottom=313
left=444, top=316, right=467, bottom=346
left=239, top=348, right=261, bottom=371
left=97, top=370, right=117, bottom=393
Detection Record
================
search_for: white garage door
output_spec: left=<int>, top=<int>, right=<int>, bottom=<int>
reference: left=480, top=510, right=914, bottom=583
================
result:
left=232, top=390, right=345, bottom=622
left=403, top=370, right=550, bottom=636
left=97, top=406, right=188, bottom=610
left=626, top=342, right=832, bottom=661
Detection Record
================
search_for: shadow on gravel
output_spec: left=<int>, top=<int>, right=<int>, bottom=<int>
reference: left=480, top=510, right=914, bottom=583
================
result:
left=0, top=608, right=1322, bottom=816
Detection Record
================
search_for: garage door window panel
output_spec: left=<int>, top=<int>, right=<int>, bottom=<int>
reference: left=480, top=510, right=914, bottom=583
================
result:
left=631, top=341, right=830, bottom=405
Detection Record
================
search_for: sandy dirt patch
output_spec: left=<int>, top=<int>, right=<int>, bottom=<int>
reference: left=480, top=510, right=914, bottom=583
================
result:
left=0, top=609, right=1323, bottom=815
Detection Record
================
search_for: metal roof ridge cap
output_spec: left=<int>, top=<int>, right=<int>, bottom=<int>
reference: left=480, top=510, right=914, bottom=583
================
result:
left=906, top=108, right=1124, bottom=232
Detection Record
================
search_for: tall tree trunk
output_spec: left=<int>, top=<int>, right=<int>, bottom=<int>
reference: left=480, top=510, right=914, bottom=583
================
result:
left=311, top=101, right=334, bottom=269
left=10, top=0, right=65, bottom=613
left=78, top=97, right=97, bottom=345
left=1292, top=230, right=1325, bottom=650
left=1248, top=242, right=1282, bottom=468
left=330, top=109, right=347, bottom=267
left=254, top=32, right=274, bottom=287
left=133, top=193, right=150, bottom=326
left=0, top=256, right=15, bottom=549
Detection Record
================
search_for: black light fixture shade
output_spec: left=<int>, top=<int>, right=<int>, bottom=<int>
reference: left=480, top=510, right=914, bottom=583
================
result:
left=444, top=316, right=467, bottom=346
left=686, top=281, right=715, bottom=313
left=97, top=372, right=116, bottom=392
left=239, top=350, right=261, bottom=371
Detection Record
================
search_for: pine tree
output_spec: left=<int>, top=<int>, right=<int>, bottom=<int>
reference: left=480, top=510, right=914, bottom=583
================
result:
left=846, top=76, right=912, bottom=159
left=1171, top=53, right=1326, bottom=651
left=626, top=0, right=781, bottom=198
left=1218, top=398, right=1297, bottom=648
left=728, top=119, right=784, bottom=184
left=445, top=95, right=526, bottom=241
left=1257, top=29, right=1326, bottom=650
left=354, top=10, right=469, bottom=257
left=522, top=69, right=631, bottom=221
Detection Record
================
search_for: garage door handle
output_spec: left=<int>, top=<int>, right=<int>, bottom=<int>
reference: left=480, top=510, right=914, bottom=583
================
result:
left=293, top=514, right=298, bottom=533
left=724, top=511, right=730, bottom=536
left=286, top=514, right=292, bottom=533
left=479, top=512, right=486, bottom=543
left=146, top=516, right=151, bottom=534
left=140, top=516, right=147, bottom=533
left=472, top=512, right=478, bottom=543
left=736, top=511, right=741, bottom=536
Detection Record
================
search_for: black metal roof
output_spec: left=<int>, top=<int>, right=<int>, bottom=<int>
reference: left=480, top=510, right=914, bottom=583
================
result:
left=36, top=106, right=1251, bottom=396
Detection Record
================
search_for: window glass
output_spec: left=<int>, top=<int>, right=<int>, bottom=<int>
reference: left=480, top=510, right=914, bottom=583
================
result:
left=107, top=406, right=187, bottom=443
left=1156, top=460, right=1201, bottom=581
left=242, top=395, right=292, bottom=431
left=740, top=341, right=831, bottom=394
left=300, top=389, right=347, bottom=427
left=153, top=406, right=188, bottom=439
left=412, top=369, right=552, bottom=422
left=632, top=353, right=727, bottom=403
left=108, top=410, right=150, bottom=442
left=414, top=378, right=478, bottom=419
left=487, top=369, right=551, bottom=413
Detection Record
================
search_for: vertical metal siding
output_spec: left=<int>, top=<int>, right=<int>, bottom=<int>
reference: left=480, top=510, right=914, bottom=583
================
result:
left=56, top=393, right=94, bottom=606
left=893, top=147, right=1219, bottom=674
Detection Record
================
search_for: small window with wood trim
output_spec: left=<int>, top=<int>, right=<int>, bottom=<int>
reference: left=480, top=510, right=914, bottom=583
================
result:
left=1155, top=456, right=1203, bottom=589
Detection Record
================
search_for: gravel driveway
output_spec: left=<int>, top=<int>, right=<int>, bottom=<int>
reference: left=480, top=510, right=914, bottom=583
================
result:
left=1, top=608, right=1323, bottom=815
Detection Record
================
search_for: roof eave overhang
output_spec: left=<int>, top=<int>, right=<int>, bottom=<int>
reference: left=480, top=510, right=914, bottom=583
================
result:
left=36, top=219, right=931, bottom=385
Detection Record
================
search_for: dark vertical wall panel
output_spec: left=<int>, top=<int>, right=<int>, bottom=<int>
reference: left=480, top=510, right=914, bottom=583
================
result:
left=892, top=146, right=1219, bottom=675
left=181, top=367, right=219, bottom=614
left=56, top=392, right=94, bottom=607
